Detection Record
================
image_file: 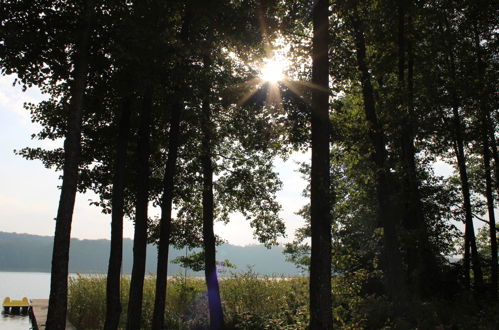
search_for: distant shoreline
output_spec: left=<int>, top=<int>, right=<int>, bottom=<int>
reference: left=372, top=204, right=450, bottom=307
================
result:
left=0, top=231, right=301, bottom=276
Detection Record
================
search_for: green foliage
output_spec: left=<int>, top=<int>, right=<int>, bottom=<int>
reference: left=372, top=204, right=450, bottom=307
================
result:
left=171, top=250, right=236, bottom=272
left=221, top=269, right=309, bottom=329
left=67, top=275, right=107, bottom=329
left=68, top=274, right=207, bottom=329
left=67, top=271, right=309, bottom=330
left=172, top=251, right=207, bottom=272
left=68, top=271, right=499, bottom=329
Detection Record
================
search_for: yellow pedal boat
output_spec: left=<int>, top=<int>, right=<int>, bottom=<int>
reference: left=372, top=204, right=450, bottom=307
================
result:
left=3, top=297, right=30, bottom=314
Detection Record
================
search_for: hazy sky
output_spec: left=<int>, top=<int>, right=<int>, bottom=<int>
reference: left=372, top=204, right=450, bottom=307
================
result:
left=0, top=74, right=309, bottom=246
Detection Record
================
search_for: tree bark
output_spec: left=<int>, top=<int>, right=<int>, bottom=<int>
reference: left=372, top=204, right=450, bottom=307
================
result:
left=351, top=11, right=409, bottom=313
left=447, top=51, right=484, bottom=292
left=126, top=91, right=152, bottom=330
left=487, top=122, right=499, bottom=295
left=151, top=7, right=191, bottom=327
left=489, top=125, right=499, bottom=199
left=475, top=37, right=498, bottom=299
left=45, top=6, right=91, bottom=330
left=151, top=100, right=182, bottom=329
left=481, top=114, right=498, bottom=300
left=200, top=55, right=225, bottom=330
left=397, top=3, right=435, bottom=298
left=309, top=0, right=332, bottom=328
left=104, top=90, right=132, bottom=330
left=452, top=127, right=484, bottom=291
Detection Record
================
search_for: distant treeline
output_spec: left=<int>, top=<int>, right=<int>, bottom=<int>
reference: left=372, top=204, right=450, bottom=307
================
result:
left=0, top=232, right=300, bottom=275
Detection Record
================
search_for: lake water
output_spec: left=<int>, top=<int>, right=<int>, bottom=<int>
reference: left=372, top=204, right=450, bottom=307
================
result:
left=0, top=271, right=51, bottom=330
left=0, top=271, right=170, bottom=329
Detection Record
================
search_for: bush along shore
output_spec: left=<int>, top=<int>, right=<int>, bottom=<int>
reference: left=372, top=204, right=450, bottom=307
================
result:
left=68, top=270, right=309, bottom=329
left=68, top=270, right=499, bottom=329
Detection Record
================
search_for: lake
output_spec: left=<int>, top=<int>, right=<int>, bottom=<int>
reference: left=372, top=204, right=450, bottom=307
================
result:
left=0, top=271, right=173, bottom=329
left=0, top=271, right=51, bottom=330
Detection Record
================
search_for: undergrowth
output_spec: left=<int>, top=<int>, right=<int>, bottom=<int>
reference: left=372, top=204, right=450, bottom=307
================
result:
left=68, top=270, right=498, bottom=329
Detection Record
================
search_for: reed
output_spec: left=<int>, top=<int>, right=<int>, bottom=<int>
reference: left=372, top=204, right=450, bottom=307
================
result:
left=67, top=271, right=308, bottom=329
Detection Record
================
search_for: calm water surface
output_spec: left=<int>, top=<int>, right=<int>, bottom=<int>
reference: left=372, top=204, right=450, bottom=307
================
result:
left=0, top=271, right=51, bottom=330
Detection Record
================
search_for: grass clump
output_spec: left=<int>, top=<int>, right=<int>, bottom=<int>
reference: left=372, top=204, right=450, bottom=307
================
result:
left=67, top=274, right=107, bottom=329
left=67, top=271, right=308, bottom=329
left=68, top=271, right=499, bottom=329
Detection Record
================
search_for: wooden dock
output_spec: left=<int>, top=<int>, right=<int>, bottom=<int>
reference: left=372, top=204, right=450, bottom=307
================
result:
left=29, top=299, right=75, bottom=330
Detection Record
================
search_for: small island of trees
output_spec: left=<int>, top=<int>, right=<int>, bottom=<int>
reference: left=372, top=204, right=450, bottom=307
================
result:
left=1, top=0, right=498, bottom=329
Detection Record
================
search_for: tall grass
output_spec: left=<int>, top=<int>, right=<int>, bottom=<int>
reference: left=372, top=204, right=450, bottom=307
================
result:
left=68, top=271, right=499, bottom=329
left=67, top=271, right=309, bottom=329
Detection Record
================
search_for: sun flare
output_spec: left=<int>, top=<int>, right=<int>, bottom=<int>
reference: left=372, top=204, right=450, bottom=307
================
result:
left=236, top=38, right=305, bottom=106
left=260, top=58, right=285, bottom=83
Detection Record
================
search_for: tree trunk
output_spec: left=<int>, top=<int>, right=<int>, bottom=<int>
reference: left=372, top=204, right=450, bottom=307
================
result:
left=487, top=122, right=499, bottom=297
left=489, top=124, right=499, bottom=199
left=351, top=12, right=409, bottom=313
left=481, top=114, right=498, bottom=300
left=397, top=3, right=435, bottom=298
left=45, top=6, right=91, bottom=330
left=151, top=7, right=192, bottom=327
left=475, top=36, right=498, bottom=299
left=309, top=0, right=332, bottom=328
left=452, top=130, right=484, bottom=292
left=151, top=100, right=182, bottom=329
left=104, top=91, right=132, bottom=330
left=126, top=92, right=152, bottom=330
left=200, top=55, right=225, bottom=330
left=451, top=107, right=483, bottom=291
left=447, top=51, right=484, bottom=292
left=464, top=227, right=471, bottom=289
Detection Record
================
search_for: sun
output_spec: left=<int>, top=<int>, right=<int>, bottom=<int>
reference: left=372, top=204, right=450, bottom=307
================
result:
left=260, top=58, right=285, bottom=83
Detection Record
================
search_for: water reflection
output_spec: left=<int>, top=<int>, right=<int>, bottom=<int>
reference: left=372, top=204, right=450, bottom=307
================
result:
left=1, top=272, right=50, bottom=330
left=1, top=312, right=32, bottom=330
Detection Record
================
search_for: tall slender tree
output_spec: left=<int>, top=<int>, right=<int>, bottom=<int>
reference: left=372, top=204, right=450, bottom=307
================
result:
left=446, top=47, right=484, bottom=291
left=126, top=91, right=152, bottom=330
left=200, top=54, right=225, bottom=330
left=45, top=3, right=93, bottom=329
left=396, top=1, right=436, bottom=297
left=151, top=4, right=191, bottom=327
left=349, top=7, right=409, bottom=313
left=103, top=86, right=132, bottom=330
left=475, top=31, right=497, bottom=300
left=490, top=127, right=499, bottom=199
left=309, top=0, right=332, bottom=328
left=151, top=100, right=183, bottom=330
left=480, top=110, right=498, bottom=300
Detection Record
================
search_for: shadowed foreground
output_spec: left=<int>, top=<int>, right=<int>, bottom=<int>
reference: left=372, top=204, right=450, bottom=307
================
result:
left=68, top=272, right=498, bottom=329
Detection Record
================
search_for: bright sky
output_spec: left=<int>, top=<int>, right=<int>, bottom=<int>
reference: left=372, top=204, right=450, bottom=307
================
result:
left=0, top=74, right=308, bottom=246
